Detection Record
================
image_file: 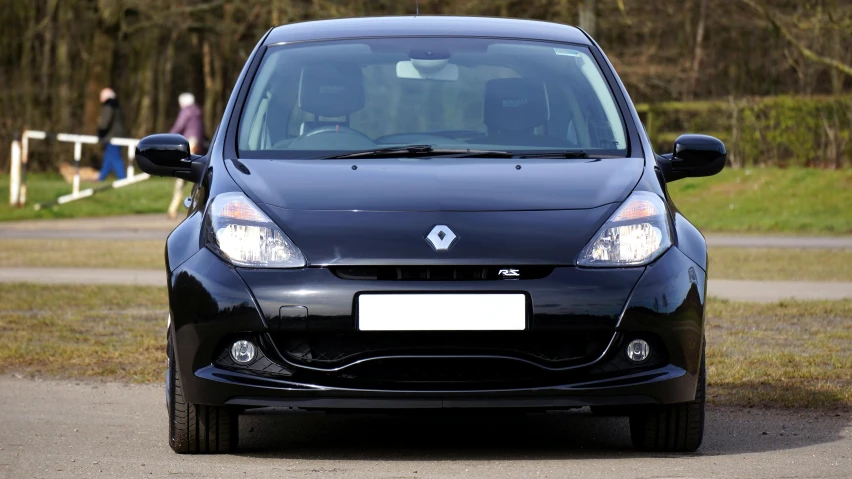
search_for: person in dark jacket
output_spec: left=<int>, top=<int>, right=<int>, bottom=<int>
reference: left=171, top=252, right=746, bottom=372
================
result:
left=167, top=92, right=206, bottom=219
left=96, top=88, right=127, bottom=181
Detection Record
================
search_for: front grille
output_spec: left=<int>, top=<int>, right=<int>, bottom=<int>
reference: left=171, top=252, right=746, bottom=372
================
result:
left=215, top=333, right=668, bottom=391
left=330, top=266, right=553, bottom=281
left=339, top=357, right=548, bottom=388
left=268, top=331, right=613, bottom=369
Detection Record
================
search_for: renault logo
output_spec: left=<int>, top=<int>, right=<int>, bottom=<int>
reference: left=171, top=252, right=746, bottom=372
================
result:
left=425, top=225, right=458, bottom=252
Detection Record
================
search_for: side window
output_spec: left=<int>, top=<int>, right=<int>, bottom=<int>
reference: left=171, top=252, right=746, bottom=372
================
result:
left=239, top=59, right=277, bottom=149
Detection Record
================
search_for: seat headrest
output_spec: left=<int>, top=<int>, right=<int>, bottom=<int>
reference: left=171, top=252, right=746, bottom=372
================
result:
left=299, top=64, right=365, bottom=118
left=483, top=78, right=549, bottom=132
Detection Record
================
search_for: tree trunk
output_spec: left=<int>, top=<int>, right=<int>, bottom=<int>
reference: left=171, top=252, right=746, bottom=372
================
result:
left=83, top=0, right=120, bottom=134
left=54, top=0, right=72, bottom=132
left=272, top=0, right=280, bottom=26
left=202, top=37, right=217, bottom=132
left=578, top=0, right=596, bottom=37
left=685, top=0, right=708, bottom=100
left=156, top=32, right=177, bottom=133
left=39, top=0, right=58, bottom=115
left=20, top=5, right=36, bottom=127
left=134, top=42, right=157, bottom=138
left=829, top=24, right=844, bottom=94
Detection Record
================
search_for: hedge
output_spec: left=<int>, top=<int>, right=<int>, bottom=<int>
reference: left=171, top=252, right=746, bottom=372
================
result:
left=637, top=95, right=852, bottom=168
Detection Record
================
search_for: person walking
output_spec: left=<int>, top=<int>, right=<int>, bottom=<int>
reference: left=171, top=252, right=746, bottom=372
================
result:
left=167, top=92, right=206, bottom=220
left=97, top=88, right=127, bottom=181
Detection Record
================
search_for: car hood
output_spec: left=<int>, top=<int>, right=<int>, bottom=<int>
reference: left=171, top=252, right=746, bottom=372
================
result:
left=227, top=157, right=643, bottom=266
left=228, top=157, right=643, bottom=212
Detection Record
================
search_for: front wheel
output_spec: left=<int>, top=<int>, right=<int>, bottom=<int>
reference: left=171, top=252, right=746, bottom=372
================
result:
left=167, top=334, right=238, bottom=454
left=629, top=344, right=706, bottom=452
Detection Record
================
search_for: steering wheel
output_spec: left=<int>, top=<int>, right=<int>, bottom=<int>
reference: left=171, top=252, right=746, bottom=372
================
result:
left=375, top=132, right=480, bottom=145
left=287, top=125, right=376, bottom=150
left=303, top=125, right=373, bottom=141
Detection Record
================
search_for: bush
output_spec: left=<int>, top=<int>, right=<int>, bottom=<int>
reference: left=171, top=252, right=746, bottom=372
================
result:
left=640, top=95, right=852, bottom=168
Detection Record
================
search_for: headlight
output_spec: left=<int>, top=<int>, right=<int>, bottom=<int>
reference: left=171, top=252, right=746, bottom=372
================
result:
left=578, top=191, right=672, bottom=267
left=205, top=192, right=306, bottom=268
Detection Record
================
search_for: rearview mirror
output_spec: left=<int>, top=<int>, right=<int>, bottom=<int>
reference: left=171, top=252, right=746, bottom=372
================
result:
left=397, top=60, right=458, bottom=81
left=135, top=134, right=204, bottom=183
left=657, top=134, right=726, bottom=182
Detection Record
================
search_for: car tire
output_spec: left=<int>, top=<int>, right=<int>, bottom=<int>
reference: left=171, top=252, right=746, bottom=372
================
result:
left=629, top=343, right=705, bottom=452
left=167, top=334, right=238, bottom=454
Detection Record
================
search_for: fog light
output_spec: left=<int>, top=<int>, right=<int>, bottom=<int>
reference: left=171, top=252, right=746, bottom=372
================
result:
left=626, top=339, right=650, bottom=362
left=230, top=340, right=256, bottom=364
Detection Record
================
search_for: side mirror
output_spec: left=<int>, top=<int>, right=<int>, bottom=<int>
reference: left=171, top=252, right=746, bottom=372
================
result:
left=657, top=134, right=726, bottom=182
left=135, top=134, right=204, bottom=183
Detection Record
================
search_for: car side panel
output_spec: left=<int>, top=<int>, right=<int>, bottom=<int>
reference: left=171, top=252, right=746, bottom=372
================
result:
left=165, top=211, right=203, bottom=272
left=169, top=248, right=267, bottom=403
left=618, top=246, right=706, bottom=398
left=672, top=213, right=708, bottom=272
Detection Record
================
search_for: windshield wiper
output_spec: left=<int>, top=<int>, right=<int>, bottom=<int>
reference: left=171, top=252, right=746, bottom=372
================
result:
left=515, top=151, right=590, bottom=159
left=319, top=146, right=604, bottom=160
left=319, top=145, right=514, bottom=160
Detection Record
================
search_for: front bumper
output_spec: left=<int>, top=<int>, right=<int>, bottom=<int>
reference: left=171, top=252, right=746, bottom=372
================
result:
left=168, top=246, right=706, bottom=409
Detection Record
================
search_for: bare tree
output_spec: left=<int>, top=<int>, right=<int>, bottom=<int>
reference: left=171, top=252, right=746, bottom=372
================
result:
left=0, top=0, right=850, bottom=171
left=685, top=0, right=708, bottom=100
left=740, top=0, right=852, bottom=78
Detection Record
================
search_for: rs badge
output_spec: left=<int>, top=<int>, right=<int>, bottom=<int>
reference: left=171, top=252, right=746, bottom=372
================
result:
left=498, top=269, right=520, bottom=278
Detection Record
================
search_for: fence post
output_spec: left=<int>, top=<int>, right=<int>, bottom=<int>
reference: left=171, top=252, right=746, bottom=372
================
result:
left=9, top=136, right=22, bottom=206
left=20, top=131, right=30, bottom=206
left=127, top=143, right=135, bottom=177
left=73, top=141, right=82, bottom=195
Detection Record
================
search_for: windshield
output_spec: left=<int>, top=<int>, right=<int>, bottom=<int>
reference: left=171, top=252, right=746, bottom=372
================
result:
left=238, top=37, right=628, bottom=158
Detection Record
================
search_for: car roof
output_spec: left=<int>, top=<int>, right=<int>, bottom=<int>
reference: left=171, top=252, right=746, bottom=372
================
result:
left=265, top=16, right=591, bottom=45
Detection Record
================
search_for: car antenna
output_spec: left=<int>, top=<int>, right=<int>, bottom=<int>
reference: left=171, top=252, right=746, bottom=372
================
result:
left=415, top=0, right=419, bottom=15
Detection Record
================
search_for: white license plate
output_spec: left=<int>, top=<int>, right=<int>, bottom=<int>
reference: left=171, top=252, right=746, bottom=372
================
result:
left=358, top=294, right=526, bottom=331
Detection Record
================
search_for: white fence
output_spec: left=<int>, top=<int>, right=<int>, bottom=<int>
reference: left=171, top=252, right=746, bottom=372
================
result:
left=8, top=130, right=149, bottom=209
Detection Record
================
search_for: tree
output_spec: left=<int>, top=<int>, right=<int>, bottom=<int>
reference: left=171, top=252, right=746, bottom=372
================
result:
left=740, top=0, right=852, bottom=78
left=0, top=0, right=849, bottom=171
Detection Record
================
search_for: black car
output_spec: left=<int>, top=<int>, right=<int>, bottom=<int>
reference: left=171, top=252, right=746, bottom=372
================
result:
left=137, top=16, right=726, bottom=454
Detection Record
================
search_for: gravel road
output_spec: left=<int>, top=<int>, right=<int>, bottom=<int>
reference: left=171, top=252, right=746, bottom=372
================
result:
left=0, top=375, right=849, bottom=479
left=0, top=214, right=176, bottom=240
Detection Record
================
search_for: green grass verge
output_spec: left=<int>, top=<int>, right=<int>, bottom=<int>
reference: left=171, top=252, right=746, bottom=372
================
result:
left=709, top=247, right=852, bottom=281
left=0, top=173, right=182, bottom=221
left=668, top=167, right=852, bottom=234
left=0, top=239, right=164, bottom=269
left=0, top=284, right=849, bottom=408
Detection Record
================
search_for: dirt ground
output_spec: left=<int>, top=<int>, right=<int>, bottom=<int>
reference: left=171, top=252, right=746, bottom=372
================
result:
left=0, top=375, right=849, bottom=479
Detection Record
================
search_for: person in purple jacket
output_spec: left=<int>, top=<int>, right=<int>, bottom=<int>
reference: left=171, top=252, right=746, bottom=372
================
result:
left=167, top=93, right=206, bottom=219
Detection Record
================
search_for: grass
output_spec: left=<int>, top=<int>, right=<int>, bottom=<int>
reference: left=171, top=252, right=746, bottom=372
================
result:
left=709, top=247, right=852, bottom=281
left=667, top=167, right=852, bottom=234
left=0, top=173, right=180, bottom=221
left=0, top=284, right=849, bottom=409
left=706, top=299, right=852, bottom=409
left=0, top=239, right=164, bottom=269
left=0, top=284, right=167, bottom=383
